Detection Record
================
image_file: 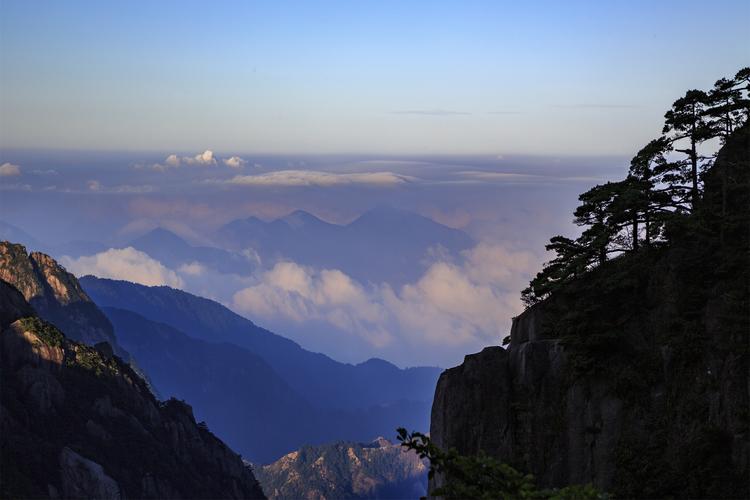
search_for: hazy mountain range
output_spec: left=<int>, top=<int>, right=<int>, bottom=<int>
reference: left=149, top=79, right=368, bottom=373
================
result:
left=81, top=276, right=441, bottom=463
left=214, top=206, right=474, bottom=286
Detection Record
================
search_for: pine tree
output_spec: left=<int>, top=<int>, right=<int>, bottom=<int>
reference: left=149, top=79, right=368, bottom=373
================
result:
left=662, top=90, right=714, bottom=210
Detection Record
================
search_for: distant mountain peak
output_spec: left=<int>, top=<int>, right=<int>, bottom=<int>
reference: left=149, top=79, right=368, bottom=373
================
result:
left=134, top=227, right=187, bottom=244
left=357, top=357, right=398, bottom=370
left=280, top=210, right=329, bottom=228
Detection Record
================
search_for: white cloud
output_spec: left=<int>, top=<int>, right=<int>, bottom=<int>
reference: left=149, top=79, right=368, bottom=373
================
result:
left=87, top=180, right=102, bottom=191
left=0, top=162, right=21, bottom=177
left=231, top=244, right=538, bottom=358
left=233, top=262, right=393, bottom=347
left=165, top=154, right=181, bottom=168
left=61, top=247, right=184, bottom=288
left=223, top=156, right=248, bottom=168
left=227, top=170, right=415, bottom=187
left=141, top=150, right=217, bottom=171
left=189, top=150, right=216, bottom=166
left=178, top=261, right=205, bottom=276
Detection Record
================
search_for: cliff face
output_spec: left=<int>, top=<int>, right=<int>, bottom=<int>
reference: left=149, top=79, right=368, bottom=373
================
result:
left=0, top=242, right=118, bottom=349
left=430, top=126, right=749, bottom=498
left=0, top=280, right=266, bottom=499
left=256, top=437, right=427, bottom=500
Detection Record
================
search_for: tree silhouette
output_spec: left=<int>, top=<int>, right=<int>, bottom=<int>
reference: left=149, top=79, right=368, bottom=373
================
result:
left=662, top=89, right=715, bottom=210
left=520, top=67, right=749, bottom=308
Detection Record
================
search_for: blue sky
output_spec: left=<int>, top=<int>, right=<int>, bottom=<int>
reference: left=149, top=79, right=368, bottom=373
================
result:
left=2, top=0, right=748, bottom=154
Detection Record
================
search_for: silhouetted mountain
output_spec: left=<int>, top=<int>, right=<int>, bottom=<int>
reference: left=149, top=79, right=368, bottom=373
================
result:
left=216, top=207, right=474, bottom=285
left=429, top=112, right=750, bottom=498
left=256, top=437, right=427, bottom=500
left=0, top=279, right=265, bottom=499
left=81, top=277, right=439, bottom=462
left=102, top=306, right=324, bottom=463
left=130, top=227, right=255, bottom=274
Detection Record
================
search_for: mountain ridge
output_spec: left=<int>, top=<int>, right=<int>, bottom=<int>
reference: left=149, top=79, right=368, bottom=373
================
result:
left=215, top=206, right=474, bottom=286
left=0, top=279, right=266, bottom=499
left=81, top=275, right=440, bottom=462
left=255, top=437, right=427, bottom=500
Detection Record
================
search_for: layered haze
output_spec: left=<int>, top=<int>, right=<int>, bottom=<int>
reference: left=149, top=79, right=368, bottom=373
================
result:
left=0, top=150, right=621, bottom=366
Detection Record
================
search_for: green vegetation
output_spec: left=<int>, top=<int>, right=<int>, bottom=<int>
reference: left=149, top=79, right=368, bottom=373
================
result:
left=69, top=344, right=121, bottom=377
left=522, top=67, right=749, bottom=306
left=18, top=316, right=65, bottom=348
left=397, top=429, right=605, bottom=500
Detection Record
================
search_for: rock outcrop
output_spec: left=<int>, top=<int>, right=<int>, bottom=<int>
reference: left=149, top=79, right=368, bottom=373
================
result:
left=256, top=437, right=427, bottom=500
left=0, top=280, right=266, bottom=499
left=0, top=242, right=118, bottom=349
left=429, top=124, right=750, bottom=497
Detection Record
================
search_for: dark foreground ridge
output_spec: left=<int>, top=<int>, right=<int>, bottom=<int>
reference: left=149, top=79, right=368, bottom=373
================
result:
left=0, top=279, right=266, bottom=499
left=430, top=111, right=749, bottom=496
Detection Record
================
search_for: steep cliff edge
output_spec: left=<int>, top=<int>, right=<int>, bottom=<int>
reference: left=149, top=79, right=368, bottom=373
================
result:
left=0, top=242, right=119, bottom=349
left=430, top=125, right=749, bottom=497
left=0, top=279, right=266, bottom=499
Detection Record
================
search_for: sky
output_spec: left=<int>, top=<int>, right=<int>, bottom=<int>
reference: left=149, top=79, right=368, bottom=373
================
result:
left=2, top=0, right=748, bottom=155
left=0, top=1, right=748, bottom=367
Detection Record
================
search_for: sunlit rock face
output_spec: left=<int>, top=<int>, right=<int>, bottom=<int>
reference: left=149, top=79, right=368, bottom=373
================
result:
left=256, top=437, right=428, bottom=500
left=0, top=241, right=119, bottom=349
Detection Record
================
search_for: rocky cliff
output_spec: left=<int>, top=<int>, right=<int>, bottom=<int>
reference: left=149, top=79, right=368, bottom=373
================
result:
left=256, top=437, right=427, bottom=500
left=430, top=125, right=749, bottom=497
left=0, top=279, right=266, bottom=499
left=0, top=242, right=118, bottom=350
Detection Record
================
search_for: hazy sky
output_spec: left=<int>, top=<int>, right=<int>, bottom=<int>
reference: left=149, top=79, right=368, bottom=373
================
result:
left=2, top=0, right=748, bottom=155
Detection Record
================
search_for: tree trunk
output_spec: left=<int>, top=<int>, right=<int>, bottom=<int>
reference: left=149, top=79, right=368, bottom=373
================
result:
left=691, top=136, right=699, bottom=210
left=632, top=213, right=639, bottom=250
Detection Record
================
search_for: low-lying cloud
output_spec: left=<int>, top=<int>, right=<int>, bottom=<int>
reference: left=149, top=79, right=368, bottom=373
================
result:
left=0, top=162, right=21, bottom=177
left=227, top=170, right=416, bottom=187
left=231, top=243, right=539, bottom=365
left=62, top=247, right=184, bottom=288
left=139, top=150, right=221, bottom=171
left=223, top=156, right=248, bottom=168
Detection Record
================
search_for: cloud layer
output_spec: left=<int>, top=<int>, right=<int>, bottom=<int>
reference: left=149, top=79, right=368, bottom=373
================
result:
left=227, top=170, right=415, bottom=187
left=62, top=247, right=184, bottom=287
left=231, top=243, right=538, bottom=364
left=59, top=240, right=538, bottom=366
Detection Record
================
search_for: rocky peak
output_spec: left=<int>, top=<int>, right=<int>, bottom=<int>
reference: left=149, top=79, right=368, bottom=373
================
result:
left=0, top=241, right=45, bottom=300
left=29, top=250, right=91, bottom=305
left=0, top=242, right=90, bottom=306
left=0, top=285, right=266, bottom=499
left=0, top=241, right=118, bottom=349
